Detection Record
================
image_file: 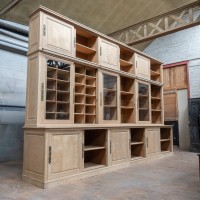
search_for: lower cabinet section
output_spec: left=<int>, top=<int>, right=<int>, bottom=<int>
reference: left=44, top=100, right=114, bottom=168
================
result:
left=23, top=126, right=173, bottom=188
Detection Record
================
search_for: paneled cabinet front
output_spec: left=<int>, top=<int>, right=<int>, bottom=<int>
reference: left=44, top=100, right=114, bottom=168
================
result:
left=110, top=129, right=130, bottom=165
left=47, top=130, right=82, bottom=180
left=99, top=39, right=120, bottom=69
left=145, top=128, right=160, bottom=157
left=29, top=12, right=75, bottom=56
left=134, top=54, right=150, bottom=80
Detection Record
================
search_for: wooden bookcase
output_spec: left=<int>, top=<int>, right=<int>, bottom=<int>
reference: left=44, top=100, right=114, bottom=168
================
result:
left=23, top=6, right=173, bottom=188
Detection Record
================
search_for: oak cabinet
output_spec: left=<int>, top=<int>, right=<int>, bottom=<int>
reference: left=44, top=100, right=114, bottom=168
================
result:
left=134, top=54, right=150, bottom=79
left=29, top=12, right=75, bottom=56
left=110, top=129, right=130, bottom=164
left=146, top=128, right=160, bottom=156
left=99, top=39, right=120, bottom=69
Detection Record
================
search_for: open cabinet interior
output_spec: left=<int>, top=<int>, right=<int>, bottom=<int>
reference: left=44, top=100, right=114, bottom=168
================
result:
left=150, top=60, right=161, bottom=82
left=151, top=84, right=162, bottom=124
left=74, top=64, right=97, bottom=123
left=46, top=59, right=71, bottom=120
left=84, top=129, right=107, bottom=169
left=76, top=28, right=98, bottom=63
left=120, top=76, right=135, bottom=123
left=119, top=47, right=134, bottom=73
left=160, top=128, right=171, bottom=152
left=130, top=128, right=145, bottom=159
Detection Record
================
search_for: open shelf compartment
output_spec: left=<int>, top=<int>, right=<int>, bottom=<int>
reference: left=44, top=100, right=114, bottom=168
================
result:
left=76, top=28, right=98, bottom=63
left=130, top=128, right=145, bottom=159
left=150, top=60, right=162, bottom=82
left=160, top=128, right=172, bottom=152
left=84, top=129, right=107, bottom=169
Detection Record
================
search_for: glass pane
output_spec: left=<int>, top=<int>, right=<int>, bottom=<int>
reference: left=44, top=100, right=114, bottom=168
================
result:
left=103, top=74, right=117, bottom=120
left=138, top=83, right=149, bottom=121
left=46, top=59, right=70, bottom=120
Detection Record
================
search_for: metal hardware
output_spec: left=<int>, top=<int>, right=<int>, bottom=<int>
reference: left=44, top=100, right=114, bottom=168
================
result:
left=82, top=143, right=84, bottom=158
left=100, top=47, right=102, bottom=56
left=43, top=24, right=46, bottom=36
left=48, top=146, right=52, bottom=164
left=73, top=88, right=75, bottom=104
left=41, top=82, right=44, bottom=101
left=147, top=138, right=148, bottom=148
left=110, top=141, right=112, bottom=154
left=129, top=139, right=131, bottom=150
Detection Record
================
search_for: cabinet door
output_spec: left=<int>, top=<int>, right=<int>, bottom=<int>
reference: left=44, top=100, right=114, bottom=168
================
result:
left=146, top=128, right=160, bottom=156
left=43, top=14, right=75, bottom=56
left=99, top=39, right=119, bottom=69
left=48, top=130, right=82, bottom=179
left=136, top=81, right=151, bottom=123
left=99, top=71, right=120, bottom=124
left=134, top=54, right=150, bottom=79
left=110, top=129, right=130, bottom=165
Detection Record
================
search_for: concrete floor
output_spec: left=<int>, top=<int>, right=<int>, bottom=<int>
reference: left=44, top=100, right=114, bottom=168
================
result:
left=0, top=148, right=199, bottom=200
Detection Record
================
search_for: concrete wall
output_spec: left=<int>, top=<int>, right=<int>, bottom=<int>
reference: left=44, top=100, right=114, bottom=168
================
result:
left=0, top=19, right=28, bottom=162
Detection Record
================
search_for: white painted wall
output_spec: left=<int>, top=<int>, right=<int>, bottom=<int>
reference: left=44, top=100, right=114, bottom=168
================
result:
left=144, top=25, right=200, bottom=99
left=178, top=89, right=190, bottom=150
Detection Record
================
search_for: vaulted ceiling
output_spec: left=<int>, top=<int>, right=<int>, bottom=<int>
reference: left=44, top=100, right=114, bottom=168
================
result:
left=0, top=0, right=197, bottom=50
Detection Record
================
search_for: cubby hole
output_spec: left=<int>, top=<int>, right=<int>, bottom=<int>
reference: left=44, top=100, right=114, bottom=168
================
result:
left=75, top=85, right=85, bottom=94
left=75, top=95, right=85, bottom=104
left=46, top=91, right=56, bottom=101
left=86, top=87, right=96, bottom=96
left=75, top=64, right=85, bottom=75
left=160, top=128, right=171, bottom=140
left=86, top=78, right=96, bottom=87
left=121, top=76, right=134, bottom=93
left=74, top=114, right=85, bottom=124
left=131, top=144, right=144, bottom=158
left=47, top=79, right=56, bottom=90
left=151, top=100, right=161, bottom=110
left=57, top=103, right=69, bottom=113
left=85, top=106, right=96, bottom=114
left=160, top=128, right=171, bottom=152
left=84, top=129, right=107, bottom=148
left=85, top=115, right=96, bottom=123
left=57, top=70, right=69, bottom=81
left=46, top=102, right=56, bottom=113
left=75, top=104, right=85, bottom=114
left=121, top=109, right=134, bottom=123
left=75, top=75, right=85, bottom=84
left=57, top=82, right=69, bottom=92
left=151, top=85, right=161, bottom=98
left=152, top=111, right=162, bottom=124
left=130, top=128, right=145, bottom=143
left=161, top=140, right=171, bottom=152
left=76, top=29, right=98, bottom=63
left=86, top=96, right=95, bottom=105
left=57, top=93, right=69, bottom=102
left=150, top=60, right=161, bottom=82
left=121, top=95, right=133, bottom=107
left=47, top=67, right=56, bottom=79
left=120, top=47, right=134, bottom=73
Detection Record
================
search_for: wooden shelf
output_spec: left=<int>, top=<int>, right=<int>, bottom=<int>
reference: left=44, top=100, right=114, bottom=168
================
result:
left=76, top=43, right=96, bottom=55
left=161, top=139, right=171, bottom=142
left=139, top=94, right=148, bottom=98
left=151, top=70, right=160, bottom=77
left=84, top=146, right=106, bottom=151
left=84, top=163, right=105, bottom=170
left=151, top=109, right=161, bottom=112
left=151, top=96, right=161, bottom=100
left=131, top=141, right=144, bottom=145
left=120, top=59, right=132, bottom=67
left=121, top=91, right=134, bottom=95
left=75, top=73, right=85, bottom=78
left=86, top=75, right=96, bottom=80
left=121, top=106, right=134, bottom=109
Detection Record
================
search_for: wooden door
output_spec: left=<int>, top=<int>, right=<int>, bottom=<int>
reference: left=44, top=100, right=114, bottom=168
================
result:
left=48, top=130, right=82, bottom=179
left=110, top=129, right=130, bottom=165
left=99, top=71, right=120, bottom=124
left=43, top=14, right=75, bottom=56
left=136, top=81, right=151, bottom=123
left=146, top=128, right=160, bottom=156
left=134, top=54, right=150, bottom=79
left=99, top=39, right=119, bottom=69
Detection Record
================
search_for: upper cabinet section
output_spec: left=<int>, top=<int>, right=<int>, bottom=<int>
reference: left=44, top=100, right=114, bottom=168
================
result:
left=134, top=54, right=150, bottom=80
left=75, top=28, right=98, bottom=63
left=29, top=12, right=75, bottom=56
left=99, top=39, right=120, bottom=69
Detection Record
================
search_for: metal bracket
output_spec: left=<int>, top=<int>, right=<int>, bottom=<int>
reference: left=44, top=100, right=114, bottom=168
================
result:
left=43, top=24, right=46, bottom=36
left=110, top=141, right=112, bottom=154
left=41, top=82, right=44, bottom=101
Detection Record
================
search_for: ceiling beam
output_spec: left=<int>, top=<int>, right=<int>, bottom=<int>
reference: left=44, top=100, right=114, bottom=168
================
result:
left=108, top=1, right=200, bottom=45
left=0, top=0, right=22, bottom=16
